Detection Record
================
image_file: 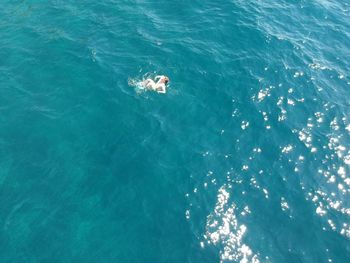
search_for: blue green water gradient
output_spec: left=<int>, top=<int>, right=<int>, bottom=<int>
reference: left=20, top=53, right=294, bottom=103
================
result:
left=1, top=0, right=350, bottom=262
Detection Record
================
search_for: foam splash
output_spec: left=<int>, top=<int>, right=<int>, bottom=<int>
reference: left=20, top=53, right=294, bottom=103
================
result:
left=128, top=72, right=159, bottom=93
left=128, top=77, right=147, bottom=93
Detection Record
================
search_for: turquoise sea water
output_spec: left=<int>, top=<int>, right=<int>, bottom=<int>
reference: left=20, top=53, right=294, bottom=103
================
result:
left=1, top=0, right=350, bottom=262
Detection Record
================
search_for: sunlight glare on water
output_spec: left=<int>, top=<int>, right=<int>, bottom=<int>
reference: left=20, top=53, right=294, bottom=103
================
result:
left=0, top=0, right=350, bottom=262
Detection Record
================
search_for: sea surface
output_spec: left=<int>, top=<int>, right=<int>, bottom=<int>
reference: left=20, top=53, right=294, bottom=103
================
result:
left=1, top=0, right=350, bottom=262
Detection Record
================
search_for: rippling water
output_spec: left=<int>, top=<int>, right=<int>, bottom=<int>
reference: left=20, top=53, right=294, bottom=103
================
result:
left=1, top=0, right=350, bottom=262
